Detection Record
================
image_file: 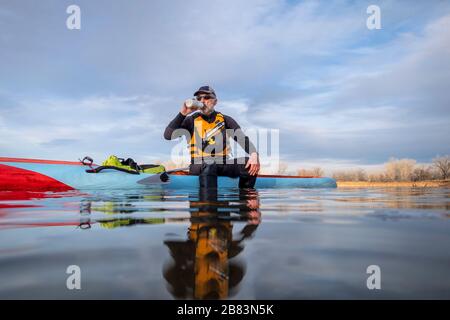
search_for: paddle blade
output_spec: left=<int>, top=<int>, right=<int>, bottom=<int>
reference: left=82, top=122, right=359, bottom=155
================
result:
left=137, top=173, right=170, bottom=185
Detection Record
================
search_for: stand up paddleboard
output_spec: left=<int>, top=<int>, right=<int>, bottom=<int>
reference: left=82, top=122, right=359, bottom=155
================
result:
left=0, top=157, right=337, bottom=191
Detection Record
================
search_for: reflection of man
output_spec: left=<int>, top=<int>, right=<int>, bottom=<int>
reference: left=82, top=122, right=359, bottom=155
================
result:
left=163, top=189, right=260, bottom=299
left=164, top=86, right=260, bottom=189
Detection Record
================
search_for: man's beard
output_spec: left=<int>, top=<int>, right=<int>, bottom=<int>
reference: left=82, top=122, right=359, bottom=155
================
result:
left=201, top=106, right=214, bottom=115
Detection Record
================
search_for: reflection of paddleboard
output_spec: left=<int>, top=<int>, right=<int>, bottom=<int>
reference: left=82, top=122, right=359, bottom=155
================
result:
left=0, top=157, right=337, bottom=191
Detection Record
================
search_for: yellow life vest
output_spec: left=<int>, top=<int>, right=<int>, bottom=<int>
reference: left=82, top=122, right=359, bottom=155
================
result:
left=190, top=112, right=229, bottom=159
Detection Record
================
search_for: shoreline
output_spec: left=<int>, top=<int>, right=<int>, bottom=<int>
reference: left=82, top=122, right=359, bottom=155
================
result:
left=337, top=180, right=450, bottom=188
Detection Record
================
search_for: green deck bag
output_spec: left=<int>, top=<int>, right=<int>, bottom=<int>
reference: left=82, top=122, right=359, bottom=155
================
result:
left=141, top=164, right=166, bottom=174
left=101, top=155, right=165, bottom=174
left=101, top=155, right=137, bottom=172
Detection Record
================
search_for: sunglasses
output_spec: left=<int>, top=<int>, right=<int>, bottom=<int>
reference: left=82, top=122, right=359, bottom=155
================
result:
left=196, top=95, right=215, bottom=100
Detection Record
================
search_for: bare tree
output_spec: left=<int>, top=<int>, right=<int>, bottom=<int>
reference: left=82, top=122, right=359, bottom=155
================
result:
left=297, top=169, right=308, bottom=176
left=332, top=171, right=346, bottom=181
left=332, top=169, right=367, bottom=181
left=411, top=165, right=433, bottom=181
left=384, top=158, right=416, bottom=181
left=432, top=155, right=450, bottom=179
left=312, top=167, right=324, bottom=177
left=368, top=172, right=389, bottom=182
left=297, top=167, right=323, bottom=177
left=277, top=162, right=288, bottom=175
left=355, top=168, right=368, bottom=181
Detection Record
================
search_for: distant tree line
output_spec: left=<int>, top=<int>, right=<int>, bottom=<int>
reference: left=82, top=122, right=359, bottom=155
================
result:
left=297, top=167, right=324, bottom=177
left=330, top=155, right=450, bottom=182
left=162, top=155, right=450, bottom=181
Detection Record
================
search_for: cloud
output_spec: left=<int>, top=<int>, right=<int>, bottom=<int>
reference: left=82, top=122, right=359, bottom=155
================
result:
left=0, top=0, right=368, bottom=96
left=40, top=138, right=79, bottom=147
left=247, top=13, right=450, bottom=163
left=0, top=94, right=175, bottom=162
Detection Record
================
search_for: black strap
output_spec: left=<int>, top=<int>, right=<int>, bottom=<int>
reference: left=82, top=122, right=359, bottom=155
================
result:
left=120, top=158, right=142, bottom=171
left=86, top=166, right=140, bottom=175
left=80, top=156, right=94, bottom=167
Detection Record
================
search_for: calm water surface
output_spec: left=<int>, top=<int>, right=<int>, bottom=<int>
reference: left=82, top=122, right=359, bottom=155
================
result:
left=0, top=186, right=449, bottom=299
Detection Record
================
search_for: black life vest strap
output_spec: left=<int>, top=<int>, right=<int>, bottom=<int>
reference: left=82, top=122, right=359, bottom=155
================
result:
left=86, top=166, right=140, bottom=175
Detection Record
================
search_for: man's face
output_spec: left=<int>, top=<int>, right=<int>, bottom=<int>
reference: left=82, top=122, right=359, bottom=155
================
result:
left=197, top=94, right=217, bottom=115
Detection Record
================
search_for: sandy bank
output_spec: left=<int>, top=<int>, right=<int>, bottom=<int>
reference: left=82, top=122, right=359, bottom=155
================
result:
left=337, top=180, right=450, bottom=188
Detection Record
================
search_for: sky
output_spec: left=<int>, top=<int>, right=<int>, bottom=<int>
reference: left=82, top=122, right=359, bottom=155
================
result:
left=0, top=0, right=449, bottom=174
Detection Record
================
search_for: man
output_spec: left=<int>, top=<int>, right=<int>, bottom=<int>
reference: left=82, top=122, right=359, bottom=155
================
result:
left=164, top=85, right=260, bottom=188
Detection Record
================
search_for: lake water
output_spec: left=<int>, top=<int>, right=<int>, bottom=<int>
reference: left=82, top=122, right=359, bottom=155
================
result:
left=0, top=186, right=449, bottom=299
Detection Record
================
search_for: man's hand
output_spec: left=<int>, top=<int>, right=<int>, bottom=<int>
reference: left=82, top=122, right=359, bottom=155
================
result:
left=180, top=103, right=196, bottom=116
left=245, top=152, right=260, bottom=176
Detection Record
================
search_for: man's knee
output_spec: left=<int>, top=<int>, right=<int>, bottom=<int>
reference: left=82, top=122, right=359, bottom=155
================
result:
left=200, top=162, right=217, bottom=176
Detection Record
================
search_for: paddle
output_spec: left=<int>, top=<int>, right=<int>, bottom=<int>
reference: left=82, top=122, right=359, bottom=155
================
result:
left=137, top=167, right=189, bottom=185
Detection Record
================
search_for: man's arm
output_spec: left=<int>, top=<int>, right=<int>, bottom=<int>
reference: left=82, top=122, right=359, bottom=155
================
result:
left=224, top=115, right=257, bottom=155
left=164, top=112, right=185, bottom=140
left=224, top=115, right=260, bottom=176
left=164, top=113, right=193, bottom=140
left=164, top=101, right=200, bottom=140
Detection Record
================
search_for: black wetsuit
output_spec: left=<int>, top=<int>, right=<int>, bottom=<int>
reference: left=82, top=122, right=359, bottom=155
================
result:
left=164, top=111, right=257, bottom=188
